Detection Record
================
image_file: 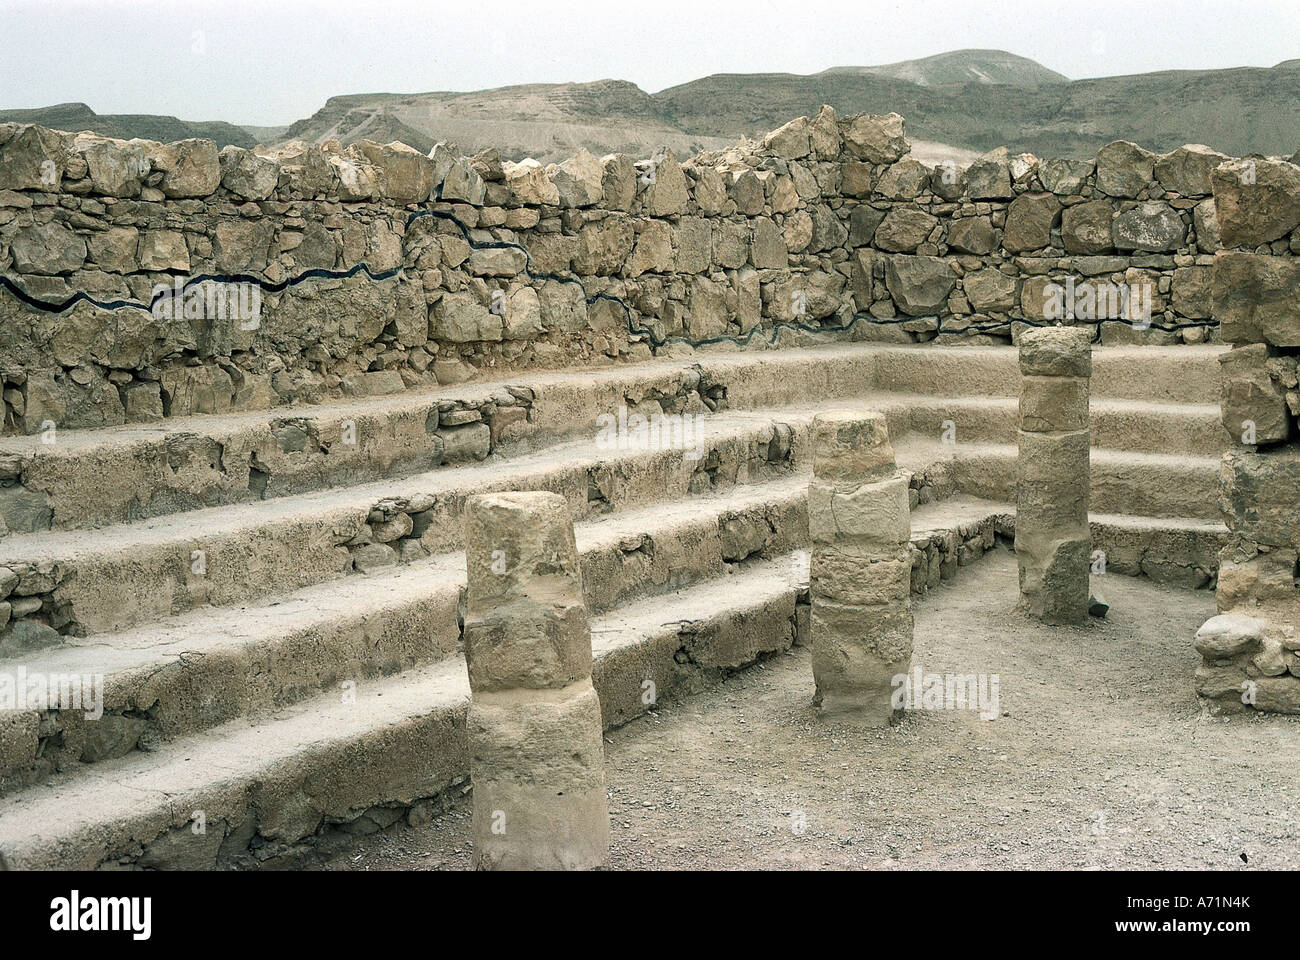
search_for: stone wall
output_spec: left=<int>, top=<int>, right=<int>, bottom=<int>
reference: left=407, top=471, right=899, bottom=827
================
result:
left=0, top=109, right=1279, bottom=435
left=1194, top=155, right=1300, bottom=712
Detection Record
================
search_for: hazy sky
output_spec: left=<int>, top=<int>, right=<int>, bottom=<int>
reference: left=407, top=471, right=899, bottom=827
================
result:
left=2, top=0, right=1296, bottom=126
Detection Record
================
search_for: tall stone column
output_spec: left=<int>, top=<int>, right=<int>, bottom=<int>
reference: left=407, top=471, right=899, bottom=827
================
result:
left=1016, top=327, right=1092, bottom=624
left=808, top=411, right=913, bottom=722
left=462, top=491, right=610, bottom=870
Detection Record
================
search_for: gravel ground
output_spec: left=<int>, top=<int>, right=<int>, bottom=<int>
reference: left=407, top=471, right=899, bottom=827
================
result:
left=318, top=546, right=1300, bottom=871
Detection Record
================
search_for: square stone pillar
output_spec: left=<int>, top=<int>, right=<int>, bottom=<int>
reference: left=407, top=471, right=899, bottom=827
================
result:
left=462, top=491, right=610, bottom=869
left=808, top=411, right=913, bottom=722
left=1016, top=327, right=1092, bottom=624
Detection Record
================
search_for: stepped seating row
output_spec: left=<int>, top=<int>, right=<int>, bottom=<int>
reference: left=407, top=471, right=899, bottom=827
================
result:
left=0, top=341, right=1228, bottom=869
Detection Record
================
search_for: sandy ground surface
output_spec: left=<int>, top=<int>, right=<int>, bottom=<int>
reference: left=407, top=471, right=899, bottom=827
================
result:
left=318, top=546, right=1300, bottom=871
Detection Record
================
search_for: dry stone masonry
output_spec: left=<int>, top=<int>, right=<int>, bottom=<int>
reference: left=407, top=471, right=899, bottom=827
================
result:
left=462, top=491, right=610, bottom=869
left=0, top=108, right=1259, bottom=450
left=1194, top=152, right=1300, bottom=713
left=809, top=411, right=913, bottom=721
left=1015, top=327, right=1092, bottom=624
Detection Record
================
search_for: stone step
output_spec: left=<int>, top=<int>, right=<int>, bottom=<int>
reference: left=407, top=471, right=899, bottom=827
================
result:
left=0, top=410, right=804, bottom=639
left=0, top=556, right=808, bottom=871
left=863, top=343, right=1225, bottom=405
left=0, top=477, right=808, bottom=795
left=0, top=416, right=1221, bottom=648
left=0, top=342, right=1225, bottom=533
left=0, top=478, right=1224, bottom=798
left=926, top=441, right=1223, bottom=522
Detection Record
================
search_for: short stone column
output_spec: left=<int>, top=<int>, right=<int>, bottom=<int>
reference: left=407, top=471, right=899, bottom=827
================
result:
left=462, top=491, right=610, bottom=870
left=808, top=411, right=913, bottom=721
left=1016, top=327, right=1092, bottom=624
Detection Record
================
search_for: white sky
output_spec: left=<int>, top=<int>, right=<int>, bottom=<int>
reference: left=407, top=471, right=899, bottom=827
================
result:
left=1, top=0, right=1295, bottom=126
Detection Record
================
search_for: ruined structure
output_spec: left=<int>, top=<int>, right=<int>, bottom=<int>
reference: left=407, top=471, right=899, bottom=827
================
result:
left=462, top=491, right=609, bottom=870
left=809, top=411, right=912, bottom=719
left=1015, top=327, right=1091, bottom=623
left=1192, top=156, right=1300, bottom=713
left=0, top=103, right=1292, bottom=868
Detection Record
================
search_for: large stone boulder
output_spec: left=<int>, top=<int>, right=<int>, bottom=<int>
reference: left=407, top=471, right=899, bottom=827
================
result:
left=763, top=116, right=811, bottom=160
left=965, top=148, right=1013, bottom=200
left=1219, top=344, right=1291, bottom=445
left=218, top=145, right=278, bottom=200
left=1111, top=201, right=1186, bottom=252
left=552, top=148, right=604, bottom=207
left=875, top=158, right=930, bottom=200
left=1038, top=157, right=1094, bottom=195
left=431, top=291, right=503, bottom=343
left=947, top=216, right=997, bottom=255
left=1211, top=157, right=1300, bottom=248
left=503, top=158, right=559, bottom=206
left=153, top=138, right=221, bottom=198
left=0, top=123, right=68, bottom=190
left=963, top=268, right=1017, bottom=312
left=353, top=140, right=436, bottom=204
left=441, top=157, right=486, bottom=205
left=873, top=206, right=938, bottom=252
left=72, top=133, right=150, bottom=197
left=1003, top=192, right=1061, bottom=252
left=1061, top=200, right=1114, bottom=254
left=257, top=140, right=336, bottom=197
left=10, top=221, right=87, bottom=275
left=1095, top=140, right=1156, bottom=198
left=884, top=255, right=956, bottom=315
left=1212, top=252, right=1300, bottom=346
left=840, top=113, right=908, bottom=164
left=641, top=149, right=688, bottom=216
left=1155, top=144, right=1229, bottom=197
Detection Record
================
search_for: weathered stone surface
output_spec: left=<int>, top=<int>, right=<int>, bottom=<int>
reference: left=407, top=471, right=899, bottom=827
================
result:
left=1220, top=447, right=1300, bottom=549
left=641, top=149, right=688, bottom=216
left=875, top=158, right=930, bottom=200
left=963, top=268, right=1017, bottom=312
left=874, top=206, right=938, bottom=253
left=1219, top=344, right=1290, bottom=445
left=154, top=138, right=221, bottom=198
left=965, top=148, right=1013, bottom=200
left=1003, top=192, right=1061, bottom=252
left=72, top=133, right=150, bottom=197
left=840, top=112, right=908, bottom=164
left=0, top=123, right=68, bottom=190
left=137, top=229, right=190, bottom=272
left=763, top=116, right=811, bottom=159
left=599, top=153, right=636, bottom=211
left=1193, top=197, right=1220, bottom=252
left=503, top=158, right=558, bottom=206
left=1038, top=157, right=1094, bottom=195
left=1212, top=252, right=1300, bottom=347
left=1061, top=200, right=1114, bottom=254
left=441, top=157, right=486, bottom=205
left=10, top=222, right=87, bottom=275
left=1095, top=140, right=1156, bottom=198
left=551, top=148, right=603, bottom=207
left=353, top=140, right=436, bottom=204
left=257, top=139, right=335, bottom=196
left=884, top=255, right=956, bottom=315
left=1018, top=324, right=1092, bottom=378
left=947, top=216, right=997, bottom=254
left=1171, top=265, right=1212, bottom=318
left=1155, top=144, right=1229, bottom=197
left=218, top=145, right=278, bottom=200
left=1211, top=157, right=1300, bottom=248
left=1111, top=201, right=1186, bottom=252
left=431, top=290, right=503, bottom=342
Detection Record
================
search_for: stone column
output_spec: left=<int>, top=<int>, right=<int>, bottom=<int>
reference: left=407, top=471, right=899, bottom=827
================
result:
left=1016, top=327, right=1092, bottom=624
left=462, top=491, right=610, bottom=870
left=808, top=411, right=913, bottom=722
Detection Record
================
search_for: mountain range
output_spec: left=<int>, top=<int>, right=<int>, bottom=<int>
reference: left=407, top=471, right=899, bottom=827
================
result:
left=4, top=49, right=1297, bottom=166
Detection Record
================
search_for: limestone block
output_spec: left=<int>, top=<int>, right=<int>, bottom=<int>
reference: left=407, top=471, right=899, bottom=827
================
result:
left=1211, top=157, right=1300, bottom=248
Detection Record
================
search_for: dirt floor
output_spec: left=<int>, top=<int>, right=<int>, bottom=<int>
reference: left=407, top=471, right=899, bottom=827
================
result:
left=318, top=546, right=1300, bottom=871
